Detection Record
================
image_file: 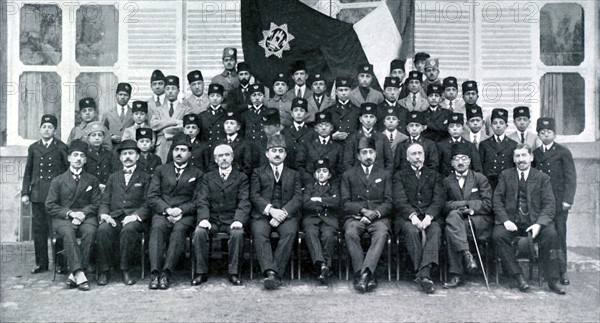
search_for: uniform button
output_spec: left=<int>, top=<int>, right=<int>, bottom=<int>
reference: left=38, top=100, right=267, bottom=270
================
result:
left=40, top=176, right=43, bottom=179
left=48, top=157, right=51, bottom=160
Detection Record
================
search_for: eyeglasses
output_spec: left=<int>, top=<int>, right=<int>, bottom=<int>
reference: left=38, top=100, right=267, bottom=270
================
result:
left=452, top=156, right=470, bottom=161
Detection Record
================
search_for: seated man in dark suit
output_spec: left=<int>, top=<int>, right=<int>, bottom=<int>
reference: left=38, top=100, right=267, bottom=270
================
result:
left=341, top=137, right=392, bottom=293
left=492, top=143, right=565, bottom=295
left=147, top=136, right=204, bottom=290
left=45, top=140, right=102, bottom=291
left=442, top=144, right=492, bottom=288
left=393, top=143, right=445, bottom=294
left=250, top=134, right=302, bottom=289
left=192, top=144, right=250, bottom=286
left=96, top=140, right=152, bottom=286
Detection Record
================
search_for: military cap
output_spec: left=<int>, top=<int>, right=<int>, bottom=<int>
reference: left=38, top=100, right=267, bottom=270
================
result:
left=442, top=77, right=458, bottom=90
left=466, top=104, right=483, bottom=120
left=222, top=47, right=237, bottom=59
left=224, top=111, right=242, bottom=124
left=406, top=71, right=423, bottom=83
left=248, top=84, right=264, bottom=96
left=116, top=82, right=132, bottom=95
left=357, top=136, right=376, bottom=151
left=172, top=133, right=192, bottom=149
left=413, top=52, right=430, bottom=62
left=462, top=80, right=478, bottom=93
left=536, top=117, right=556, bottom=132
left=266, top=134, right=286, bottom=150
left=40, top=114, right=58, bottom=128
left=450, top=143, right=471, bottom=159
left=427, top=83, right=443, bottom=96
left=291, top=98, right=308, bottom=111
left=68, top=139, right=89, bottom=155
left=79, top=97, right=96, bottom=110
left=407, top=111, right=425, bottom=125
left=237, top=62, right=250, bottom=72
left=335, top=76, right=352, bottom=88
left=117, top=139, right=140, bottom=154
left=491, top=108, right=508, bottom=122
left=390, top=59, right=406, bottom=72
left=383, top=108, right=400, bottom=119
left=131, top=101, right=148, bottom=114
left=136, top=127, right=153, bottom=141
left=357, top=63, right=374, bottom=75
left=513, top=106, right=531, bottom=119
left=208, top=83, right=224, bottom=96
left=448, top=113, right=464, bottom=125
left=359, top=102, right=377, bottom=116
left=384, top=77, right=401, bottom=89
left=165, top=75, right=180, bottom=88
left=183, top=113, right=200, bottom=127
left=273, top=72, right=288, bottom=84
left=84, top=121, right=107, bottom=136
left=187, top=70, right=204, bottom=84
left=290, top=60, right=306, bottom=74
left=313, top=158, right=331, bottom=171
left=424, top=58, right=439, bottom=70
left=262, top=108, right=281, bottom=126
left=314, top=111, right=333, bottom=125
left=151, top=69, right=165, bottom=83
left=308, top=73, right=326, bottom=85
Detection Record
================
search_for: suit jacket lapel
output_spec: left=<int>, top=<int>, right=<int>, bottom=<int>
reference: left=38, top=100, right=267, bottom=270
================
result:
left=462, top=172, right=476, bottom=200
left=125, top=169, right=141, bottom=191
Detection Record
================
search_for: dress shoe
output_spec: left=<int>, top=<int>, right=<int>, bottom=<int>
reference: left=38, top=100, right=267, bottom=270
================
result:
left=317, top=265, right=332, bottom=284
left=159, top=275, right=170, bottom=290
left=560, top=272, right=570, bottom=285
left=443, top=275, right=463, bottom=289
left=263, top=270, right=281, bottom=290
left=97, top=271, right=108, bottom=286
left=462, top=251, right=478, bottom=274
left=515, top=274, right=530, bottom=292
left=123, top=271, right=134, bottom=285
left=149, top=274, right=159, bottom=290
left=548, top=280, right=566, bottom=295
left=367, top=276, right=378, bottom=291
left=31, top=265, right=48, bottom=274
left=77, top=281, right=90, bottom=291
left=66, top=278, right=77, bottom=289
left=419, top=277, right=435, bottom=294
left=354, top=272, right=369, bottom=294
left=191, top=274, right=208, bottom=286
left=228, top=275, right=243, bottom=286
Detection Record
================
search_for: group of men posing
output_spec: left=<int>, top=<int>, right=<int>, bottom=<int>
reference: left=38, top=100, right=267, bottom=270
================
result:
left=21, top=48, right=576, bottom=296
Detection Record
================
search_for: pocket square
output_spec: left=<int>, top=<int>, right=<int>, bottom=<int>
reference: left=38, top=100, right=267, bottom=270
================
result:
left=86, top=186, right=92, bottom=192
left=134, top=183, right=143, bottom=187
left=471, top=188, right=479, bottom=192
left=188, top=177, right=196, bottom=182
left=375, top=178, right=382, bottom=183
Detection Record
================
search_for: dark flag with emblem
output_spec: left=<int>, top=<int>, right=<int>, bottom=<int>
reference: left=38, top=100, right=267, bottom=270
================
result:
left=241, top=0, right=374, bottom=89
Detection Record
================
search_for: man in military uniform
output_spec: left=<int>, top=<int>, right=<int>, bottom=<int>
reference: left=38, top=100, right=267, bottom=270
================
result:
left=21, top=115, right=69, bottom=274
left=182, top=70, right=209, bottom=115
left=349, top=63, right=384, bottom=107
left=422, top=58, right=441, bottom=92
left=45, top=140, right=102, bottom=291
left=493, top=143, right=565, bottom=295
left=147, top=69, right=167, bottom=120
left=211, top=47, right=240, bottom=98
left=199, top=84, right=227, bottom=149
left=479, top=108, right=518, bottom=189
left=442, top=144, right=492, bottom=288
left=398, top=71, right=429, bottom=112
left=393, top=143, right=445, bottom=294
left=284, top=60, right=313, bottom=101
left=192, top=144, right=250, bottom=286
left=341, top=137, right=392, bottom=293
left=147, top=136, right=203, bottom=290
left=323, top=76, right=360, bottom=144
left=103, top=82, right=134, bottom=145
left=533, top=118, right=577, bottom=285
left=266, top=72, right=292, bottom=126
left=96, top=140, right=152, bottom=285
left=250, top=134, right=303, bottom=290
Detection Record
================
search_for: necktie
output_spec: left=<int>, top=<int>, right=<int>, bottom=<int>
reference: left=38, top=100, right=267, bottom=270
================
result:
left=274, top=168, right=280, bottom=182
left=296, top=88, right=301, bottom=98
left=44, top=142, right=49, bottom=149
left=296, top=126, right=301, bottom=132
left=124, top=169, right=133, bottom=185
left=227, top=138, right=233, bottom=144
left=415, top=170, right=421, bottom=179
left=73, top=173, right=80, bottom=182
left=175, top=167, right=183, bottom=180
left=123, top=169, right=133, bottom=175
left=449, top=101, right=453, bottom=111
left=156, top=97, right=161, bottom=107
left=520, top=132, right=525, bottom=144
left=412, top=137, right=417, bottom=143
left=389, top=133, right=394, bottom=145
left=520, top=172, right=525, bottom=183
left=120, top=106, right=125, bottom=122
left=221, top=172, right=226, bottom=181
left=457, top=172, right=466, bottom=189
left=169, top=103, right=174, bottom=117
left=412, top=94, right=417, bottom=107
left=472, top=134, right=477, bottom=145
left=365, top=167, right=370, bottom=180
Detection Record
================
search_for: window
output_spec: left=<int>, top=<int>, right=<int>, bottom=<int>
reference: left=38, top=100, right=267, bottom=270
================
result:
left=19, top=4, right=62, bottom=65
left=74, top=73, right=118, bottom=125
left=76, top=5, right=119, bottom=66
left=540, top=3, right=584, bottom=66
left=540, top=73, right=585, bottom=135
left=18, top=72, right=62, bottom=139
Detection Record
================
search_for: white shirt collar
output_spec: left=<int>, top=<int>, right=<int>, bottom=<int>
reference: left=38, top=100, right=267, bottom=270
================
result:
left=174, top=162, right=188, bottom=170
left=270, top=163, right=283, bottom=174
left=411, top=165, right=422, bottom=172
left=220, top=166, right=233, bottom=177
left=70, top=167, right=82, bottom=175
left=228, top=133, right=238, bottom=141
left=361, top=164, right=372, bottom=174
left=318, top=135, right=330, bottom=144
left=293, top=122, right=305, bottom=129
left=496, top=134, right=506, bottom=142
left=154, top=94, right=163, bottom=102
left=42, top=138, right=54, bottom=146
left=520, top=168, right=531, bottom=181
left=385, top=129, right=398, bottom=136
left=124, top=164, right=137, bottom=173
left=362, top=127, right=373, bottom=135
left=338, top=99, right=349, bottom=105
left=385, top=99, right=396, bottom=106
left=545, top=142, right=554, bottom=150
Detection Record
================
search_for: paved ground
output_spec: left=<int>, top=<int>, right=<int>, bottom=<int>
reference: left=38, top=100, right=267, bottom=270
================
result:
left=1, top=243, right=599, bottom=322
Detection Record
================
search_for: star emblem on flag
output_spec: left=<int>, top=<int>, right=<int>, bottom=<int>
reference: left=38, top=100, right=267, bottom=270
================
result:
left=259, top=23, right=295, bottom=58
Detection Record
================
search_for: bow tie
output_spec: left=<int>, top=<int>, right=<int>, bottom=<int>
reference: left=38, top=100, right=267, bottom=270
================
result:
left=123, top=169, right=133, bottom=175
left=456, top=172, right=467, bottom=179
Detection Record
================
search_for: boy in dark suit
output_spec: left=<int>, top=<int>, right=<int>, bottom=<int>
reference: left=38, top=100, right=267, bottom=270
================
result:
left=439, top=76, right=464, bottom=114
left=168, top=114, right=210, bottom=171
left=533, top=118, right=577, bottom=285
left=377, top=76, right=409, bottom=134
left=21, top=114, right=69, bottom=274
left=393, top=143, right=445, bottom=294
left=83, top=121, right=119, bottom=191
left=211, top=111, right=253, bottom=177
left=67, top=97, right=112, bottom=150
left=394, top=112, right=439, bottom=172
left=199, top=84, right=227, bottom=149
left=147, top=136, right=204, bottom=290
left=508, top=106, right=542, bottom=150
left=96, top=140, right=152, bottom=285
left=250, top=134, right=303, bottom=289
left=479, top=108, right=518, bottom=189
left=305, top=73, right=335, bottom=124
left=122, top=101, right=153, bottom=143
left=349, top=63, right=384, bottom=107
left=437, top=113, right=482, bottom=177
left=242, top=84, right=268, bottom=142
left=192, top=144, right=250, bottom=286
left=380, top=107, right=409, bottom=158
left=45, top=140, right=102, bottom=291
left=281, top=98, right=314, bottom=170
left=422, top=83, right=453, bottom=142
left=135, top=127, right=162, bottom=175
left=103, top=82, right=134, bottom=145
left=302, top=158, right=341, bottom=284
left=462, top=104, right=489, bottom=150
left=323, top=76, right=360, bottom=144
left=341, top=137, right=392, bottom=293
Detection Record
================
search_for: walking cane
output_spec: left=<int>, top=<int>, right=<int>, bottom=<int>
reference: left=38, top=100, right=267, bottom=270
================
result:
left=467, top=214, right=490, bottom=291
